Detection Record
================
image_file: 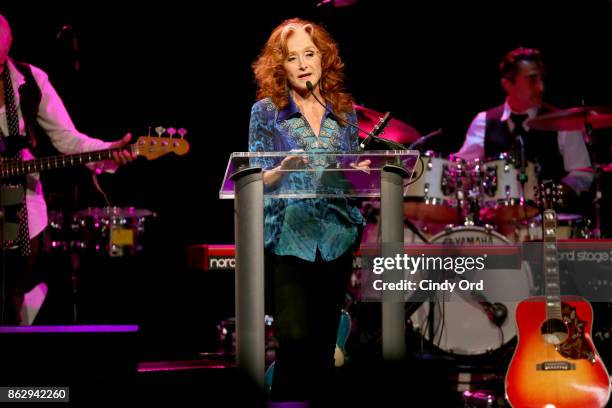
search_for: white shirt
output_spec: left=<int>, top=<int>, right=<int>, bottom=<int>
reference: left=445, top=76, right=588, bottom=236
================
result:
left=0, top=60, right=115, bottom=239
left=456, top=100, right=594, bottom=193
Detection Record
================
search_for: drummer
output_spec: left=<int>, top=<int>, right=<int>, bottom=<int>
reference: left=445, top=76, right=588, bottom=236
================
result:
left=455, top=47, right=593, bottom=207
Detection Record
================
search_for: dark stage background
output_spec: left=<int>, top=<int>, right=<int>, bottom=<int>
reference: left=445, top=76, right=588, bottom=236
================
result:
left=3, top=0, right=612, bottom=360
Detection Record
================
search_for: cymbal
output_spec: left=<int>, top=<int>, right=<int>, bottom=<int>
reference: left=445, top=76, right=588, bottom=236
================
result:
left=527, top=106, right=612, bottom=132
left=354, top=104, right=420, bottom=144
left=75, top=207, right=154, bottom=218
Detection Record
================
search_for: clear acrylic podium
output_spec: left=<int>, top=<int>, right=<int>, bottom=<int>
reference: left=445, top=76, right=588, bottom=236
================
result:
left=220, top=150, right=419, bottom=387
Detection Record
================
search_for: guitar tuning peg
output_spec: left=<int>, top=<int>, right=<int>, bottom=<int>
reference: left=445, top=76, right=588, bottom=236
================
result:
left=178, top=128, right=187, bottom=139
left=155, top=126, right=166, bottom=136
left=167, top=128, right=177, bottom=138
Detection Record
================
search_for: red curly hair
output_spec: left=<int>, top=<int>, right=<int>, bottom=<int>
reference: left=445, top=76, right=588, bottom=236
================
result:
left=252, top=18, right=354, bottom=120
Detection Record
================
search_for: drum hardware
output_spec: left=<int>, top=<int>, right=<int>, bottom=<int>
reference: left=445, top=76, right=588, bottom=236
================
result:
left=527, top=105, right=612, bottom=238
left=404, top=152, right=464, bottom=224
left=42, top=209, right=68, bottom=253
left=455, top=158, right=468, bottom=223
left=484, top=174, right=496, bottom=196
left=464, top=189, right=482, bottom=227
left=441, top=163, right=455, bottom=196
left=515, top=132, right=529, bottom=208
left=72, top=207, right=155, bottom=257
left=405, top=218, right=430, bottom=243
left=478, top=153, right=539, bottom=223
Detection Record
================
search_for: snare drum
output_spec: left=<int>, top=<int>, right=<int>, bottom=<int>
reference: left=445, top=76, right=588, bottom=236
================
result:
left=477, top=153, right=539, bottom=222
left=404, top=152, right=467, bottom=224
left=72, top=207, right=154, bottom=257
left=410, top=225, right=533, bottom=356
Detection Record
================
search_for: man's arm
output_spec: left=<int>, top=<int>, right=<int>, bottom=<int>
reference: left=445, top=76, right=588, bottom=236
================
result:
left=30, top=64, right=134, bottom=167
left=455, top=111, right=486, bottom=161
left=30, top=65, right=111, bottom=153
left=558, top=129, right=594, bottom=194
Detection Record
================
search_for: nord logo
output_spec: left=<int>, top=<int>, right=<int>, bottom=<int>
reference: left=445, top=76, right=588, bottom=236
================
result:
left=209, top=257, right=236, bottom=270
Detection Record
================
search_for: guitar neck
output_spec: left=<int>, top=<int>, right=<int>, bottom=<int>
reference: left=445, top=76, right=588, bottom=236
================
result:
left=542, top=209, right=562, bottom=320
left=0, top=145, right=137, bottom=178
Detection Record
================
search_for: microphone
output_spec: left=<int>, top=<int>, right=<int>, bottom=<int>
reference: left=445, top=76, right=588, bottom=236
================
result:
left=482, top=302, right=508, bottom=327
left=470, top=290, right=508, bottom=327
left=305, top=81, right=391, bottom=150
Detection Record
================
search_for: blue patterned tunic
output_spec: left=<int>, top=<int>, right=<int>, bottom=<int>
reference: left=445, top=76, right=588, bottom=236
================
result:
left=248, top=94, right=365, bottom=262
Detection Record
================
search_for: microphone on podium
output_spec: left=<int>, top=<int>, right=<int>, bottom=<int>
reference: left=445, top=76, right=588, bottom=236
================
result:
left=305, top=81, right=392, bottom=150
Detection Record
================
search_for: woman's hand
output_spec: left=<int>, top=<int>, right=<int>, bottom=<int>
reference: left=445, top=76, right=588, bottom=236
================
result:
left=350, top=159, right=371, bottom=174
left=279, top=154, right=309, bottom=170
left=263, top=152, right=309, bottom=189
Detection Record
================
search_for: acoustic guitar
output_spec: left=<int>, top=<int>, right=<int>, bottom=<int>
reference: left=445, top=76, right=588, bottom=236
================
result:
left=505, top=181, right=611, bottom=407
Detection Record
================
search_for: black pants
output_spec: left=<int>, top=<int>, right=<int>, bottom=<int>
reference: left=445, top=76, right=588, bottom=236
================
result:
left=0, top=237, right=40, bottom=325
left=270, top=248, right=352, bottom=404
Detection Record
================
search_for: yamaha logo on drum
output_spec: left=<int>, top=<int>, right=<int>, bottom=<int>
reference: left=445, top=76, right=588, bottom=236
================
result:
left=440, top=235, right=495, bottom=245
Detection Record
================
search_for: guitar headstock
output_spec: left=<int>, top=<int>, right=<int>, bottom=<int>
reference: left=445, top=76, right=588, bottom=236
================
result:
left=535, top=180, right=564, bottom=212
left=135, top=127, right=190, bottom=160
left=536, top=180, right=562, bottom=240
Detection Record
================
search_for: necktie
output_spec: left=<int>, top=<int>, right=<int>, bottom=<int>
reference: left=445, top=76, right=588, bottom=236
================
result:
left=510, top=113, right=529, bottom=137
left=2, top=63, right=31, bottom=256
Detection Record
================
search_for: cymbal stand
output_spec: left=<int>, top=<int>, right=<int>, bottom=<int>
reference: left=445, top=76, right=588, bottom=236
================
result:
left=516, top=134, right=528, bottom=193
left=514, top=131, right=534, bottom=222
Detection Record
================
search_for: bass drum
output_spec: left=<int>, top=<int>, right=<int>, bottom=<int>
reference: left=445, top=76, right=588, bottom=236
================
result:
left=410, top=226, right=534, bottom=357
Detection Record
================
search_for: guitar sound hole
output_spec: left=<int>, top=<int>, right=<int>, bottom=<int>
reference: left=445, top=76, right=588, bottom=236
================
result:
left=540, top=318, right=568, bottom=345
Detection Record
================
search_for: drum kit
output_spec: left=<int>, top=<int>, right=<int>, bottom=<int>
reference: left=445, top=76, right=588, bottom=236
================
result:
left=44, top=206, right=155, bottom=257
left=357, top=104, right=612, bottom=360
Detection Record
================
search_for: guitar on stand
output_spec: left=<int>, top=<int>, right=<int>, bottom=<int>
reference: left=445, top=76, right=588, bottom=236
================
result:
left=505, top=181, right=611, bottom=407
